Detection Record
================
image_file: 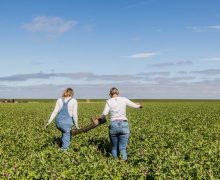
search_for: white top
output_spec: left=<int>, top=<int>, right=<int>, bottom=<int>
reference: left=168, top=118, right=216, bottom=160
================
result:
left=100, top=97, right=141, bottom=121
left=47, top=97, right=78, bottom=127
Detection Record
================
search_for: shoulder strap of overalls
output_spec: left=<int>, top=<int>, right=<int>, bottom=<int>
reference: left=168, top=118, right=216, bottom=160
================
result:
left=62, top=97, right=73, bottom=105
left=62, top=98, right=66, bottom=104
left=66, top=97, right=73, bottom=105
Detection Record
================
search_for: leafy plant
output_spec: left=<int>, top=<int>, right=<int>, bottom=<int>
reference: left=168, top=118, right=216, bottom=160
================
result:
left=0, top=101, right=220, bottom=179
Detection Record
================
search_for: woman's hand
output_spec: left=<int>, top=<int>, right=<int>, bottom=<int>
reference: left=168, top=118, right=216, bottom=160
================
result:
left=97, top=115, right=106, bottom=121
left=96, top=116, right=101, bottom=121
left=44, top=122, right=50, bottom=129
left=136, top=103, right=143, bottom=109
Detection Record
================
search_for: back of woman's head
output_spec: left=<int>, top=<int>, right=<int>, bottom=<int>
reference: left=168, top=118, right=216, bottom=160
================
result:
left=109, top=87, right=119, bottom=97
left=62, top=88, right=73, bottom=97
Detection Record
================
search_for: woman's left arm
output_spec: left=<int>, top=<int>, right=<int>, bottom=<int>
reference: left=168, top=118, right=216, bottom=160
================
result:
left=45, top=99, right=60, bottom=128
left=125, top=98, right=142, bottom=109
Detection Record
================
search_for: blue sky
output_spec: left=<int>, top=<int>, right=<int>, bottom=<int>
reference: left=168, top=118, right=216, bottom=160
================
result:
left=0, top=0, right=220, bottom=99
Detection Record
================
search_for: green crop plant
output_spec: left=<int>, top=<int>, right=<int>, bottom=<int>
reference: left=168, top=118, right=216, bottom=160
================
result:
left=0, top=101, right=220, bottom=179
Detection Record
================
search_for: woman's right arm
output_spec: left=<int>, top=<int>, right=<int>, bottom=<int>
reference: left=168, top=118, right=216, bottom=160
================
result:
left=72, top=100, right=79, bottom=129
left=45, top=99, right=60, bottom=128
left=100, top=102, right=110, bottom=120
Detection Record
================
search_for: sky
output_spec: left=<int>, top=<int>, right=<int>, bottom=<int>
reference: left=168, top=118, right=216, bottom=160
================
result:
left=0, top=0, right=220, bottom=99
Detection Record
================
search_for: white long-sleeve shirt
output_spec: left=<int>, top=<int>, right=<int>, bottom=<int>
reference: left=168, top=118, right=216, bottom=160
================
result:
left=47, top=97, right=78, bottom=127
left=101, top=97, right=141, bottom=121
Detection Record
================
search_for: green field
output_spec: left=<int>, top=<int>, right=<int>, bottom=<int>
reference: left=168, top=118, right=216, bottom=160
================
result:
left=0, top=101, right=220, bottom=179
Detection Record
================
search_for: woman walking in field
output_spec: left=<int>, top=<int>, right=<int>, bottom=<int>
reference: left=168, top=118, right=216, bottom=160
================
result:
left=45, top=88, right=79, bottom=150
left=98, top=87, right=142, bottom=161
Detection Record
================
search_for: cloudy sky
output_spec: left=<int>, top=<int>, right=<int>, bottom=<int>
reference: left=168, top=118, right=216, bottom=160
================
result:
left=0, top=0, right=220, bottom=99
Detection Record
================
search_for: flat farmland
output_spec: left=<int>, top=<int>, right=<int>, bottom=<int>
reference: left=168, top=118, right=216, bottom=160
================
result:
left=0, top=101, right=220, bottom=179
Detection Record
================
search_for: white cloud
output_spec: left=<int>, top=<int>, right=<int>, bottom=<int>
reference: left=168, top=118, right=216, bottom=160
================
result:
left=191, top=69, right=220, bottom=75
left=189, top=24, right=220, bottom=32
left=1, top=71, right=220, bottom=98
left=188, top=26, right=207, bottom=32
left=208, top=25, right=220, bottom=30
left=150, top=61, right=193, bottom=68
left=22, top=16, right=77, bottom=33
left=121, top=52, right=158, bottom=59
left=1, top=82, right=220, bottom=99
left=204, top=57, right=220, bottom=62
left=123, top=0, right=154, bottom=9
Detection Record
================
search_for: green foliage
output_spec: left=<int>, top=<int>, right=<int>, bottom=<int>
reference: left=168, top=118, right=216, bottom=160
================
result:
left=0, top=101, right=220, bottom=179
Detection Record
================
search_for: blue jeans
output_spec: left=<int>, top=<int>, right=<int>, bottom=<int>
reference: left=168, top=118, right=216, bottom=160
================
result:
left=109, top=121, right=130, bottom=160
left=56, top=118, right=73, bottom=150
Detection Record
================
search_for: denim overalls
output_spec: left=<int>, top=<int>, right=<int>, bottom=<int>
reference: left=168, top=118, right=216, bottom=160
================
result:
left=56, top=98, right=74, bottom=150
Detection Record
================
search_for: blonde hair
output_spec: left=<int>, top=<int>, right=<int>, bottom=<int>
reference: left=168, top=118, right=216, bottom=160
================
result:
left=109, top=87, right=119, bottom=97
left=62, top=88, right=73, bottom=97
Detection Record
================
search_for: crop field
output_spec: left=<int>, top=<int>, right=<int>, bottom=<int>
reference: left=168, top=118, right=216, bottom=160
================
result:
left=0, top=100, right=220, bottom=179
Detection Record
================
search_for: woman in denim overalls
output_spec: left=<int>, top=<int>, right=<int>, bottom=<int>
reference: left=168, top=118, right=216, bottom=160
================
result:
left=45, top=88, right=79, bottom=150
left=99, top=87, right=142, bottom=160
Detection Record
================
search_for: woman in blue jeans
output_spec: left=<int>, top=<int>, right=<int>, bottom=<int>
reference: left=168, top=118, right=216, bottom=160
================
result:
left=99, top=87, right=142, bottom=160
left=45, top=88, right=79, bottom=150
